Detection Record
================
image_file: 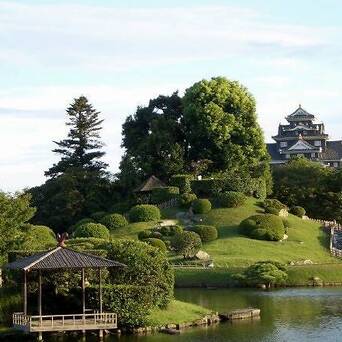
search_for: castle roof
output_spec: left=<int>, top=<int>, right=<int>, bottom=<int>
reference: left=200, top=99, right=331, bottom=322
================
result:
left=286, top=105, right=315, bottom=121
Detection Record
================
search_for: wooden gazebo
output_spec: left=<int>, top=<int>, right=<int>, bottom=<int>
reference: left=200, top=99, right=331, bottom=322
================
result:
left=4, top=239, right=125, bottom=340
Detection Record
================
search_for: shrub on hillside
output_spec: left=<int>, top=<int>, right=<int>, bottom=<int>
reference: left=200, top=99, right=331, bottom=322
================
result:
left=190, top=225, right=218, bottom=242
left=74, top=217, right=94, bottom=228
left=217, top=191, right=247, bottom=208
left=172, top=231, right=202, bottom=258
left=264, top=206, right=280, bottom=215
left=240, top=214, right=285, bottom=241
left=192, top=199, right=212, bottom=214
left=137, top=230, right=152, bottom=240
left=179, top=193, right=197, bottom=209
left=191, top=178, right=224, bottom=197
left=100, top=213, right=128, bottom=230
left=20, top=224, right=56, bottom=250
left=74, top=222, right=110, bottom=239
left=144, top=238, right=167, bottom=252
left=290, top=206, right=306, bottom=218
left=91, top=211, right=108, bottom=222
left=170, top=174, right=193, bottom=193
left=263, top=199, right=287, bottom=210
left=151, top=187, right=179, bottom=204
left=129, top=204, right=161, bottom=222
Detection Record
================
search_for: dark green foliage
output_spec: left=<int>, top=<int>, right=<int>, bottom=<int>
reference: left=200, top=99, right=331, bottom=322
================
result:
left=0, top=289, right=21, bottom=325
left=20, top=224, right=56, bottom=250
left=263, top=198, right=287, bottom=210
left=0, top=192, right=36, bottom=264
left=290, top=206, right=306, bottom=218
left=240, top=214, right=285, bottom=241
left=192, top=199, right=212, bottom=214
left=91, top=211, right=107, bottom=222
left=144, top=238, right=167, bottom=252
left=170, top=174, right=193, bottom=193
left=128, top=204, right=161, bottom=222
left=110, top=202, right=132, bottom=215
left=170, top=225, right=183, bottom=235
left=74, top=222, right=110, bottom=239
left=191, top=179, right=224, bottom=197
left=151, top=231, right=163, bottom=239
left=100, top=213, right=128, bottom=230
left=179, top=193, right=197, bottom=209
left=264, top=207, right=280, bottom=215
left=137, top=230, right=152, bottom=240
left=151, top=186, right=179, bottom=204
left=107, top=240, right=174, bottom=308
left=172, top=231, right=202, bottom=258
left=74, top=217, right=94, bottom=227
left=217, top=191, right=247, bottom=208
left=190, top=225, right=218, bottom=242
left=240, top=261, right=288, bottom=287
left=87, top=285, right=155, bottom=328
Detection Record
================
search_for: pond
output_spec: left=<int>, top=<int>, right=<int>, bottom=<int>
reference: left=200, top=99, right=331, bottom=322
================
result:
left=40, top=287, right=342, bottom=341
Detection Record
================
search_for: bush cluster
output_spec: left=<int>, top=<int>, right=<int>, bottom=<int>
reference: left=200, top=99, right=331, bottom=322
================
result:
left=151, top=186, right=179, bottom=204
left=264, top=206, right=280, bottom=215
left=170, top=174, right=193, bottom=193
left=290, top=206, right=306, bottom=218
left=179, top=193, right=197, bottom=209
left=191, top=178, right=224, bottom=197
left=240, top=214, right=285, bottom=241
left=263, top=199, right=287, bottom=210
left=189, top=225, right=218, bottom=242
left=129, top=205, right=161, bottom=222
left=100, top=213, right=128, bottom=230
left=192, top=199, right=212, bottom=214
left=171, top=231, right=202, bottom=258
left=74, top=222, right=110, bottom=239
left=217, top=191, right=247, bottom=208
left=144, top=238, right=167, bottom=252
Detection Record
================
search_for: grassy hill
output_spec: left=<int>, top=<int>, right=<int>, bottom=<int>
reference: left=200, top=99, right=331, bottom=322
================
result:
left=111, top=197, right=338, bottom=267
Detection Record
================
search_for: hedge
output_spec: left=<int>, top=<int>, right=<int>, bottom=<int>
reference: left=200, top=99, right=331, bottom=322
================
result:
left=144, top=238, right=167, bottom=252
left=170, top=174, right=193, bottom=193
left=151, top=186, right=179, bottom=204
left=100, top=213, right=128, bottom=230
left=74, top=223, right=110, bottom=239
left=217, top=191, right=247, bottom=208
left=290, top=206, right=306, bottom=218
left=192, top=199, right=212, bottom=214
left=191, top=178, right=224, bottom=197
left=190, top=225, right=218, bottom=242
left=240, top=214, right=285, bottom=241
left=179, top=193, right=197, bottom=209
left=128, top=204, right=161, bottom=222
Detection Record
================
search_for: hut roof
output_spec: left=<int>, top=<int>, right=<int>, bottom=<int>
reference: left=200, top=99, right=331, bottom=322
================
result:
left=4, top=247, right=125, bottom=271
left=134, top=175, right=166, bottom=192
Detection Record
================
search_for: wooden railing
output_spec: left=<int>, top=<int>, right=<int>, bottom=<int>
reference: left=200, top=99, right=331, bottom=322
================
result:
left=13, top=312, right=117, bottom=332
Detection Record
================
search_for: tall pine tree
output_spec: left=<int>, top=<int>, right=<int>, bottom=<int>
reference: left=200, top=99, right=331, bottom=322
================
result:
left=45, top=96, right=107, bottom=178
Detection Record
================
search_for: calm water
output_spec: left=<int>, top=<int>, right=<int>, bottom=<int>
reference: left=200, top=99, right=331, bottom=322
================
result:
left=23, top=288, right=342, bottom=341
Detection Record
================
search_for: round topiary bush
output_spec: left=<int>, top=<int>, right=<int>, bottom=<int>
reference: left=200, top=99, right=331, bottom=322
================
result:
left=217, top=191, right=247, bottom=208
left=264, top=206, right=280, bottom=215
left=74, top=222, right=110, bottom=239
left=192, top=199, right=212, bottom=214
left=179, top=193, right=197, bottom=209
left=100, top=213, right=128, bottom=230
left=21, top=224, right=56, bottom=250
left=240, top=214, right=285, bottom=241
left=290, top=206, right=306, bottom=218
left=263, top=199, right=287, bottom=211
left=137, top=230, right=152, bottom=241
left=129, top=205, right=161, bottom=222
left=170, top=225, right=183, bottom=236
left=74, top=217, right=94, bottom=228
left=144, top=238, right=167, bottom=252
left=91, top=211, right=108, bottom=222
left=190, top=225, right=218, bottom=242
left=171, top=231, right=202, bottom=258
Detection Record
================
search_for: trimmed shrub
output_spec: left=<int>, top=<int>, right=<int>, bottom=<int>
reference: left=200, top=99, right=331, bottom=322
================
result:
left=91, top=211, right=107, bottom=222
left=20, top=224, right=56, bottom=250
left=74, top=223, right=110, bottom=239
left=100, top=213, right=128, bottom=230
left=170, top=174, right=193, bottom=193
left=217, top=191, right=247, bottom=208
left=264, top=206, right=280, bottom=215
left=74, top=217, right=94, bottom=228
left=263, top=199, right=287, bottom=210
left=191, top=178, right=224, bottom=197
left=179, top=193, right=197, bottom=209
left=144, top=238, right=167, bottom=252
left=129, top=204, right=161, bottom=222
left=151, top=187, right=179, bottom=204
left=290, top=206, right=306, bottom=218
left=170, top=225, right=183, bottom=236
left=192, top=199, right=212, bottom=214
left=190, top=225, right=218, bottom=242
left=240, top=214, right=285, bottom=241
left=172, top=231, right=202, bottom=258
left=137, top=230, right=152, bottom=241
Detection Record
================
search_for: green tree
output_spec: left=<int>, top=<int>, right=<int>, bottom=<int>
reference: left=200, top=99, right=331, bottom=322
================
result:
left=172, top=231, right=202, bottom=258
left=0, top=192, right=36, bottom=263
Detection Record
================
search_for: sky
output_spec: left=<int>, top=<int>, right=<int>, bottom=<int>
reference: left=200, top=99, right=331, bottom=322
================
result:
left=1, top=0, right=342, bottom=192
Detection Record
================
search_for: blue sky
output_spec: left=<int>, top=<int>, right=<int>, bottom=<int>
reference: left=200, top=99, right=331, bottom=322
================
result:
left=1, top=0, right=342, bottom=191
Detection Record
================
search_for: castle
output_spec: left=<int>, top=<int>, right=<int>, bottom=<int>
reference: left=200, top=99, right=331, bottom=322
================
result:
left=267, top=105, right=342, bottom=168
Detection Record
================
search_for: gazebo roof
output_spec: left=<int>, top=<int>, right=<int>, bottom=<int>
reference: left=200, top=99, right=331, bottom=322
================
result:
left=4, top=247, right=125, bottom=271
left=134, top=175, right=166, bottom=192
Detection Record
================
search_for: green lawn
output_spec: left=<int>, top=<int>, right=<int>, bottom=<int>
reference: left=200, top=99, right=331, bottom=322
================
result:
left=110, top=221, right=158, bottom=240
left=147, top=300, right=211, bottom=326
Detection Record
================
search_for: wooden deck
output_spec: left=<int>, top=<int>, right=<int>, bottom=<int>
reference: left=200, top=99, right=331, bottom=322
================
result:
left=13, top=312, right=117, bottom=332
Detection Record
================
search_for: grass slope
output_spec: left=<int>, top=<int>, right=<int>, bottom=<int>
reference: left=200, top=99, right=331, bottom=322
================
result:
left=147, top=300, right=211, bottom=326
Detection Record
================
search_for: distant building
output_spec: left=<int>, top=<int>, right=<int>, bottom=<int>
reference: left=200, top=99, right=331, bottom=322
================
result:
left=267, top=105, right=342, bottom=168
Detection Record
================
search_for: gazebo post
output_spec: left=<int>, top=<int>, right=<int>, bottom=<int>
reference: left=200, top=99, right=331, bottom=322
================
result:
left=99, top=268, right=103, bottom=314
left=82, top=268, right=85, bottom=315
left=23, top=270, right=27, bottom=315
left=38, top=270, right=42, bottom=319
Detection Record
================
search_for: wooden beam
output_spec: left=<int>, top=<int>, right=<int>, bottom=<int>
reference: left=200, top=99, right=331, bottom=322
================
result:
left=99, top=268, right=103, bottom=314
left=38, top=270, right=42, bottom=317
